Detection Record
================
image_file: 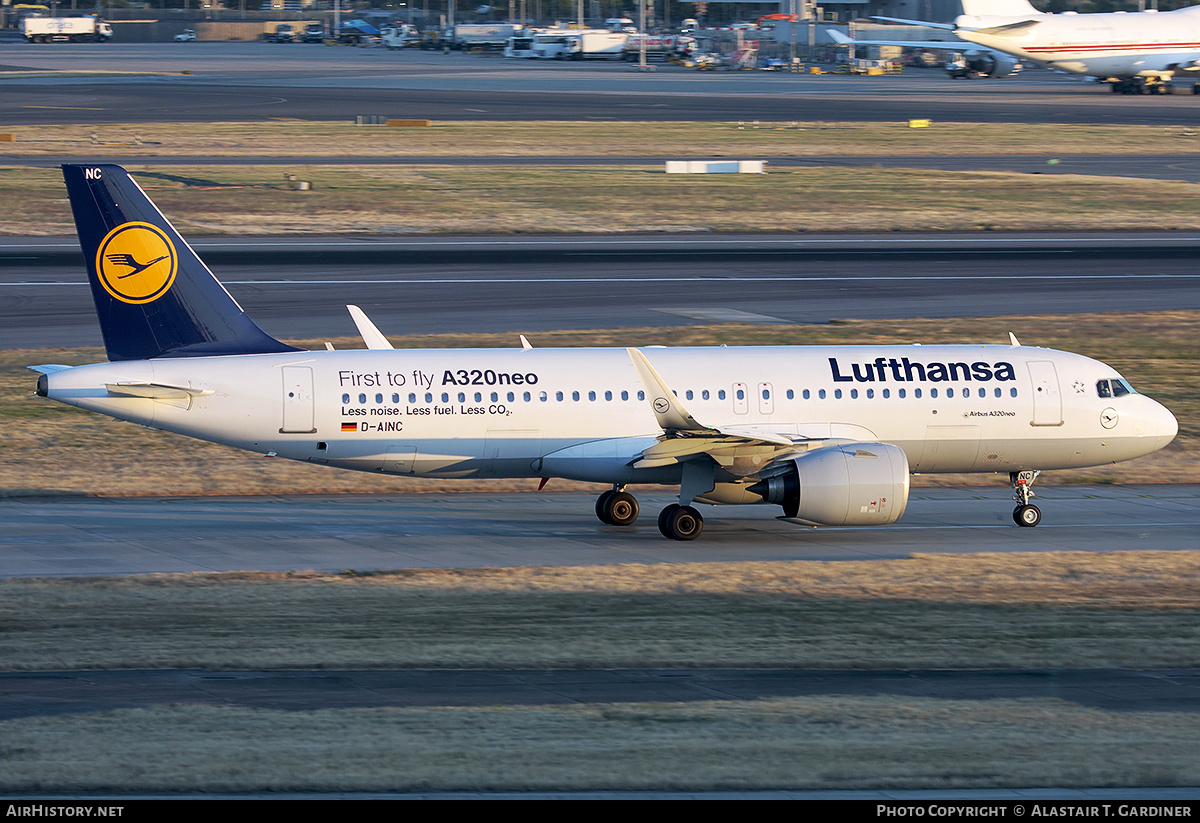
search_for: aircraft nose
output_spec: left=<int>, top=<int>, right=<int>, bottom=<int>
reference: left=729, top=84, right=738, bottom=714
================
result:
left=1145, top=398, right=1178, bottom=448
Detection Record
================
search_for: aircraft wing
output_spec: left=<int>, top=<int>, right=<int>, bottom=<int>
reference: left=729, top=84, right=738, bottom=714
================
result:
left=828, top=29, right=971, bottom=50
left=626, top=348, right=805, bottom=472
left=870, top=16, right=956, bottom=30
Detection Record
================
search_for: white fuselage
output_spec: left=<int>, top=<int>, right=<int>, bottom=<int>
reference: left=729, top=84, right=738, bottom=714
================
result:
left=956, top=7, right=1200, bottom=78
left=43, top=344, right=1178, bottom=497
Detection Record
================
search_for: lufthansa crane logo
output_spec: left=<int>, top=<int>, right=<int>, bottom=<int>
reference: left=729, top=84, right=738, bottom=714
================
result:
left=95, top=222, right=178, bottom=305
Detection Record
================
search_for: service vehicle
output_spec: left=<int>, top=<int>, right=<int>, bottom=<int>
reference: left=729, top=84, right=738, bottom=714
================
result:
left=268, top=23, right=295, bottom=43
left=622, top=33, right=697, bottom=61
left=562, top=30, right=629, bottom=59
left=381, top=24, right=418, bottom=48
left=21, top=15, right=112, bottom=43
left=451, top=23, right=523, bottom=50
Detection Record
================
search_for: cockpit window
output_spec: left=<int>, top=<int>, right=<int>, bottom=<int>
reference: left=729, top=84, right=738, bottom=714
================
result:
left=1098, top=379, right=1135, bottom=398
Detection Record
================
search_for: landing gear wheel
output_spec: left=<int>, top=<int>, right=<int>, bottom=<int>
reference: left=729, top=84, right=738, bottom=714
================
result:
left=657, top=504, right=680, bottom=535
left=1009, top=470, right=1041, bottom=527
left=659, top=505, right=703, bottom=540
left=605, top=491, right=639, bottom=526
left=1013, top=504, right=1042, bottom=528
left=595, top=490, right=615, bottom=524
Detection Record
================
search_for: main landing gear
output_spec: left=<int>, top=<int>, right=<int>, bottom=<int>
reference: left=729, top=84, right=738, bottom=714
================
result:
left=657, top=503, right=704, bottom=541
left=1010, top=469, right=1042, bottom=527
left=595, top=486, right=640, bottom=526
left=1111, top=78, right=1174, bottom=95
left=593, top=487, right=705, bottom=540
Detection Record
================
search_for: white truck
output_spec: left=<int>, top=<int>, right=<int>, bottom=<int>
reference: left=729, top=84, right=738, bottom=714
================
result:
left=451, top=23, right=523, bottom=51
left=529, top=28, right=614, bottom=59
left=381, top=24, right=419, bottom=49
left=562, top=30, right=629, bottom=59
left=21, top=16, right=113, bottom=43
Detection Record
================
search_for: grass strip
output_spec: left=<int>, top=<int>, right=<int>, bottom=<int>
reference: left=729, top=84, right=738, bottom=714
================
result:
left=6, top=162, right=1200, bottom=235
left=1, top=551, right=1198, bottom=672
left=1, top=697, right=1196, bottom=792
left=6, top=120, right=1200, bottom=158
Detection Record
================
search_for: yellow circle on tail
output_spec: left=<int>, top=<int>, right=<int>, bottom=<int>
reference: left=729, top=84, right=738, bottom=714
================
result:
left=96, top=222, right=178, bottom=305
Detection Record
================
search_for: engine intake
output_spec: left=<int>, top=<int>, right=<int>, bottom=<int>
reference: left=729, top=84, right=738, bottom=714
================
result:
left=753, top=442, right=910, bottom=526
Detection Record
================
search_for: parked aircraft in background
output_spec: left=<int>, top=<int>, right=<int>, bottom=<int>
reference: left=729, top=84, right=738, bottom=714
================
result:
left=876, top=0, right=1200, bottom=93
left=827, top=28, right=1021, bottom=78
left=32, top=165, right=1178, bottom=540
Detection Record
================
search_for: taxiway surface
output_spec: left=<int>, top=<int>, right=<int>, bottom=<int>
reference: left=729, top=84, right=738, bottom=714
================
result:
left=6, top=42, right=1200, bottom=126
left=3, top=485, right=1196, bottom=577
left=5, top=233, right=1200, bottom=348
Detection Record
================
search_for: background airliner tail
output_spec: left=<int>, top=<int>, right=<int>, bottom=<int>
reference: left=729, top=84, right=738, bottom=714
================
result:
left=959, top=0, right=1040, bottom=16
left=61, top=164, right=300, bottom=362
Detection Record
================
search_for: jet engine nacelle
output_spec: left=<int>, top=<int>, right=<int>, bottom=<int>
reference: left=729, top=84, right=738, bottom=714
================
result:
left=946, top=50, right=1021, bottom=78
left=973, top=51, right=1020, bottom=77
left=757, top=442, right=910, bottom=526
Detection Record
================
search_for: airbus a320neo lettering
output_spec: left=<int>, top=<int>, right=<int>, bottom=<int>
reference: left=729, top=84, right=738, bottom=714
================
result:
left=33, top=165, right=1178, bottom=540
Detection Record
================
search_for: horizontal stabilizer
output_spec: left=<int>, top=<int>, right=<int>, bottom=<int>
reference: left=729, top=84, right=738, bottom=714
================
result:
left=27, top=364, right=72, bottom=375
left=106, top=382, right=215, bottom=400
left=971, top=19, right=1040, bottom=36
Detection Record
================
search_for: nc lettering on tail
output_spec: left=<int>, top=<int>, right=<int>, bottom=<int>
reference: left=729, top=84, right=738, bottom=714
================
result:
left=62, top=164, right=299, bottom=362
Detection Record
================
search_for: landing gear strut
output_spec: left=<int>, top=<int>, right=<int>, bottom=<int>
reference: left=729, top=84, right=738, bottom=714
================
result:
left=595, top=486, right=639, bottom=526
left=1010, top=469, right=1042, bottom=527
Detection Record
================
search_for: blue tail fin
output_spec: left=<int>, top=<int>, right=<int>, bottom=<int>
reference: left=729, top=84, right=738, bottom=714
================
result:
left=62, top=164, right=301, bottom=361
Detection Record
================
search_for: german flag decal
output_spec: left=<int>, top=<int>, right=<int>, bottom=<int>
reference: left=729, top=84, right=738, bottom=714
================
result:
left=341, top=422, right=358, bottom=432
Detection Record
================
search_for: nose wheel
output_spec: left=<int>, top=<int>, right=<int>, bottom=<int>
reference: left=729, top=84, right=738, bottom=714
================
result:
left=1010, top=470, right=1042, bottom=527
left=1013, top=504, right=1042, bottom=527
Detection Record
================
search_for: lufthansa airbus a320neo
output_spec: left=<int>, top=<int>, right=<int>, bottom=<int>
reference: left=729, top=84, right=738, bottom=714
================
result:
left=33, top=165, right=1178, bottom=540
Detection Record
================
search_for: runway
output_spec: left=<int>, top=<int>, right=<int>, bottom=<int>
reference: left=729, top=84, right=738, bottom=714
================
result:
left=3, top=485, right=1197, bottom=577
left=6, top=42, right=1200, bottom=126
left=5, top=233, right=1200, bottom=347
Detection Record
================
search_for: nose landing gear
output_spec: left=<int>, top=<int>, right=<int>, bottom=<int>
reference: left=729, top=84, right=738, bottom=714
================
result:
left=1011, top=470, right=1042, bottom=527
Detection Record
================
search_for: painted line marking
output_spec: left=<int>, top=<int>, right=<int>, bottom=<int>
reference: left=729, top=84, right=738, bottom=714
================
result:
left=8, top=236, right=1200, bottom=251
left=5, top=274, right=1200, bottom=287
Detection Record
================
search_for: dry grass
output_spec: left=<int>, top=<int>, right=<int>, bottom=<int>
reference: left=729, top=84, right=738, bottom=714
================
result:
left=6, top=120, right=1200, bottom=158
left=8, top=162, right=1200, bottom=235
left=1, top=698, right=1196, bottom=792
left=1, top=552, right=1197, bottom=671
left=1, top=550, right=1197, bottom=791
left=3, top=312, right=1195, bottom=497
